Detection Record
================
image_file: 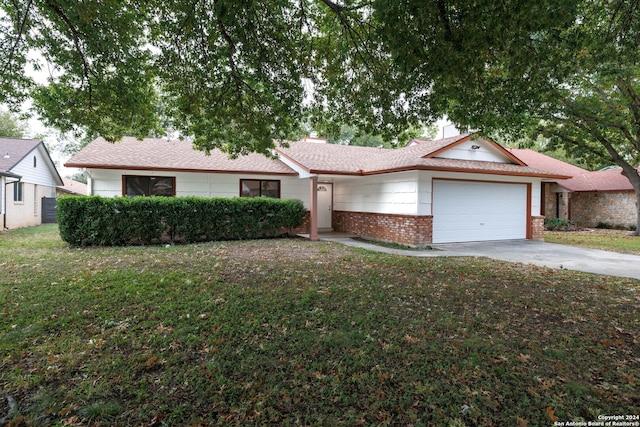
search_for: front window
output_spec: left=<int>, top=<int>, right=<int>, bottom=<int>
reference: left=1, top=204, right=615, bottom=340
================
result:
left=13, top=182, right=23, bottom=202
left=124, top=176, right=175, bottom=196
left=240, top=179, right=280, bottom=198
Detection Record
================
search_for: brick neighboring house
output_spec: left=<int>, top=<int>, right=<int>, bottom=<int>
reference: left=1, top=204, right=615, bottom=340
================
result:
left=66, top=133, right=566, bottom=246
left=0, top=137, right=64, bottom=229
left=512, top=149, right=637, bottom=228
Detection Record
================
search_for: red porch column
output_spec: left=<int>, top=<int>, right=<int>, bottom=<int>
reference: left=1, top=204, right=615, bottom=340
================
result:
left=309, top=175, right=319, bottom=240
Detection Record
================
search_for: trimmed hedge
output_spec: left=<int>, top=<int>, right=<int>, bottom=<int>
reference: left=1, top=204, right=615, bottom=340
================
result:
left=57, top=196, right=307, bottom=246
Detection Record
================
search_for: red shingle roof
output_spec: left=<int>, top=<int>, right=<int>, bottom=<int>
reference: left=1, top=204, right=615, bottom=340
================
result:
left=277, top=139, right=565, bottom=178
left=58, top=178, right=88, bottom=195
left=66, top=137, right=297, bottom=175
left=510, top=149, right=634, bottom=192
left=68, top=135, right=570, bottom=180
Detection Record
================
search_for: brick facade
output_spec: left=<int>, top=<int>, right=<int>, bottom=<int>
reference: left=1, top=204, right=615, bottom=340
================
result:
left=531, top=216, right=545, bottom=240
left=570, top=191, right=637, bottom=228
left=289, top=211, right=311, bottom=235
left=544, top=183, right=637, bottom=229
left=333, top=210, right=433, bottom=247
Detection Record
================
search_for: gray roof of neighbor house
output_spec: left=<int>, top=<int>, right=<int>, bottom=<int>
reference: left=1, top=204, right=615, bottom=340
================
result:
left=0, top=137, right=41, bottom=178
left=65, top=137, right=298, bottom=175
left=0, top=137, right=63, bottom=184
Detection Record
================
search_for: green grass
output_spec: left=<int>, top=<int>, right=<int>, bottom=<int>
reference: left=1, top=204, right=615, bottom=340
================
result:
left=545, top=229, right=640, bottom=255
left=1, top=224, right=639, bottom=426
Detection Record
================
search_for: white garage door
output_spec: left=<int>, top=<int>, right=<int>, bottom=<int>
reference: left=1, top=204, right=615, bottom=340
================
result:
left=432, top=180, right=527, bottom=243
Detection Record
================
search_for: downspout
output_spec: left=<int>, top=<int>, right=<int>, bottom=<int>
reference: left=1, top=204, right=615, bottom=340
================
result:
left=309, top=176, right=318, bottom=240
left=1, top=175, right=5, bottom=230
left=3, top=176, right=22, bottom=229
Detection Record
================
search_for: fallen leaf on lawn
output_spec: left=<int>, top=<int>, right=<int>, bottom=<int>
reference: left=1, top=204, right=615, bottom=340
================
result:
left=404, top=334, right=420, bottom=344
left=546, top=407, right=558, bottom=422
left=517, top=353, right=531, bottom=363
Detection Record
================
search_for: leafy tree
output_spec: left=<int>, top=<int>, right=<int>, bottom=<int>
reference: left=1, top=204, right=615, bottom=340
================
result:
left=3, top=1, right=640, bottom=233
left=313, top=123, right=435, bottom=147
left=0, top=109, right=27, bottom=137
left=0, top=1, right=575, bottom=146
left=523, top=0, right=640, bottom=234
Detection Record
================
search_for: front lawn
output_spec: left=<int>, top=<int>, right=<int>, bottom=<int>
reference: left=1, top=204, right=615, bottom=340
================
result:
left=545, top=229, right=640, bottom=255
left=1, top=225, right=639, bottom=426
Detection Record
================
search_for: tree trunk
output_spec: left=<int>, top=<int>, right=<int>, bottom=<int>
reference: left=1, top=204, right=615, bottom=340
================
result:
left=624, top=170, right=640, bottom=236
left=634, top=188, right=640, bottom=236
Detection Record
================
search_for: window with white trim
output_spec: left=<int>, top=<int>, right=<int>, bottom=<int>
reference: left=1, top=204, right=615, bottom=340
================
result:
left=240, top=179, right=280, bottom=198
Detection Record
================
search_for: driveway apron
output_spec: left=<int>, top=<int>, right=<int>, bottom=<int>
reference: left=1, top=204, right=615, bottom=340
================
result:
left=318, top=234, right=640, bottom=281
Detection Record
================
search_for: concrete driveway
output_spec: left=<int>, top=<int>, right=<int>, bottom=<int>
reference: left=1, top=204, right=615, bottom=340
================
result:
left=319, top=234, right=640, bottom=281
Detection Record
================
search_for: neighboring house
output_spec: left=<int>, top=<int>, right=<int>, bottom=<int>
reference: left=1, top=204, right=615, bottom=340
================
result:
left=0, top=137, right=64, bottom=229
left=511, top=149, right=637, bottom=228
left=57, top=178, right=89, bottom=196
left=65, top=134, right=566, bottom=246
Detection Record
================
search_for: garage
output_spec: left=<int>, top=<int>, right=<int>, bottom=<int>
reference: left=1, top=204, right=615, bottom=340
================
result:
left=432, top=180, right=528, bottom=243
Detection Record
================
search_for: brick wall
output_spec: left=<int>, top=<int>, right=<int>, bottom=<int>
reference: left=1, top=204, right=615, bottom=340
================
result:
left=531, top=216, right=545, bottom=240
left=289, top=211, right=311, bottom=235
left=571, top=191, right=637, bottom=228
left=333, top=210, right=433, bottom=247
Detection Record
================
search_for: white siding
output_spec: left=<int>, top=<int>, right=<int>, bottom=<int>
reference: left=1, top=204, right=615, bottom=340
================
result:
left=86, top=169, right=310, bottom=206
left=435, top=139, right=511, bottom=163
left=333, top=171, right=420, bottom=215
left=10, top=145, right=60, bottom=188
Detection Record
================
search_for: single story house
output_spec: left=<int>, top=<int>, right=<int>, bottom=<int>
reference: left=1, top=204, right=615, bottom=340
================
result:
left=511, top=149, right=637, bottom=228
left=0, top=137, right=64, bottom=229
left=65, top=133, right=567, bottom=246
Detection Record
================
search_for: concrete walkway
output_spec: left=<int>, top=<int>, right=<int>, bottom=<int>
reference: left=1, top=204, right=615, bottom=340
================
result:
left=316, top=233, right=640, bottom=281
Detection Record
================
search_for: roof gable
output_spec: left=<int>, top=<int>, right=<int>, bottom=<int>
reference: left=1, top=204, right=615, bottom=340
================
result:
left=0, top=137, right=41, bottom=173
left=411, top=133, right=525, bottom=165
left=0, top=137, right=63, bottom=185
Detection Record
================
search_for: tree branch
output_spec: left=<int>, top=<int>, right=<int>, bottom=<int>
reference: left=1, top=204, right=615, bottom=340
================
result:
left=4, top=0, right=33, bottom=70
left=319, top=0, right=381, bottom=75
left=616, top=77, right=640, bottom=143
left=45, top=1, right=93, bottom=107
left=212, top=0, right=255, bottom=108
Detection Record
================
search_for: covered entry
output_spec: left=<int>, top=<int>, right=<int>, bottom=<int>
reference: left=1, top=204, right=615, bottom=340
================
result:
left=432, top=180, right=528, bottom=243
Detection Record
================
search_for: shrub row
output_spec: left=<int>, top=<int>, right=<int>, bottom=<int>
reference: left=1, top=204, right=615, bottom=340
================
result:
left=544, top=217, right=577, bottom=231
left=57, top=196, right=307, bottom=246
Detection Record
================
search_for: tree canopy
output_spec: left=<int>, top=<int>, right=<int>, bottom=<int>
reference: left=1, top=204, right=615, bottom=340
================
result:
left=0, top=109, right=27, bottom=137
left=0, top=0, right=584, bottom=154
left=1, top=2, right=639, bottom=184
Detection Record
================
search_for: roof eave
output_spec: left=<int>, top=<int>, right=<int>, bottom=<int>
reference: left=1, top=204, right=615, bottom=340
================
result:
left=65, top=163, right=298, bottom=176
left=0, top=170, right=22, bottom=179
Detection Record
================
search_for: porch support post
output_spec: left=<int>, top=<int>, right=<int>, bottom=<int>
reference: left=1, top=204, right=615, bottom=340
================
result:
left=309, top=175, right=318, bottom=240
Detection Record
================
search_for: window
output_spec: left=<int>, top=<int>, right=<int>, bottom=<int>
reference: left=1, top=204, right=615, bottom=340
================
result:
left=124, top=176, right=175, bottom=196
left=33, top=156, right=37, bottom=167
left=240, top=179, right=280, bottom=198
left=13, top=181, right=23, bottom=202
